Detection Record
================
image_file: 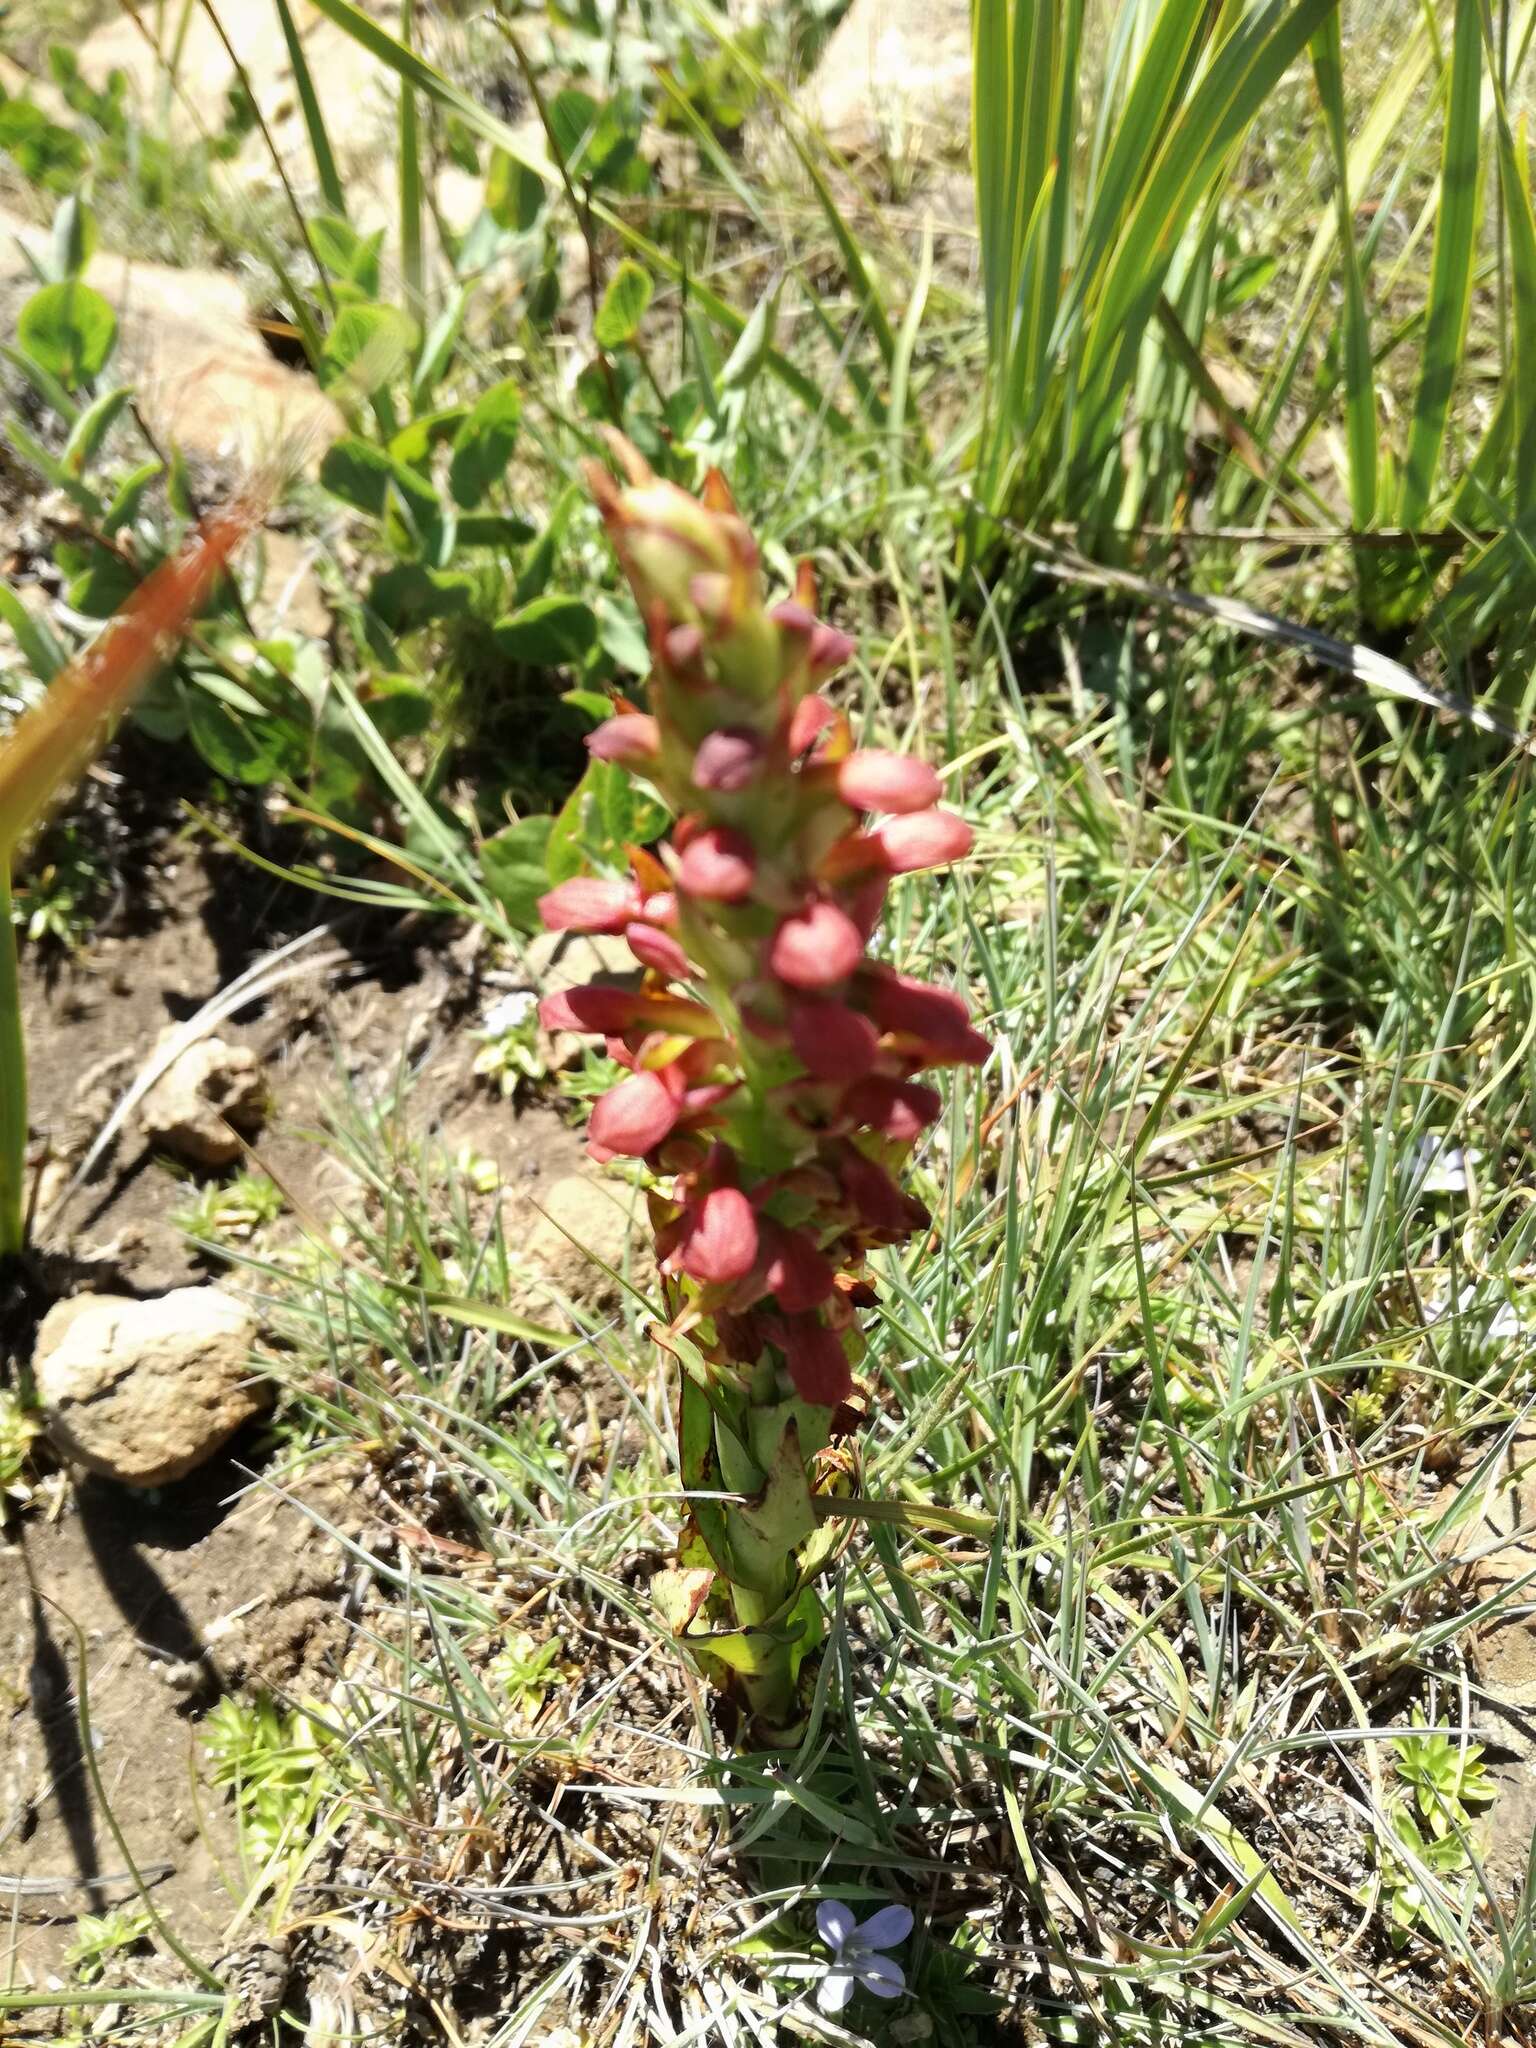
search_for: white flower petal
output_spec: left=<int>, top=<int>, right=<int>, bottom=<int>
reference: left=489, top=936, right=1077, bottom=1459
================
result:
left=1413, top=1136, right=1472, bottom=1195
left=817, top=1968, right=858, bottom=2013
left=857, top=1955, right=906, bottom=1999
left=855, top=1904, right=913, bottom=1950
left=816, top=1900, right=856, bottom=1952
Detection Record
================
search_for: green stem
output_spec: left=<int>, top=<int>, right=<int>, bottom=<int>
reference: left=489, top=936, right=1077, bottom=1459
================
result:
left=0, top=863, right=26, bottom=1257
left=727, top=1574, right=799, bottom=1731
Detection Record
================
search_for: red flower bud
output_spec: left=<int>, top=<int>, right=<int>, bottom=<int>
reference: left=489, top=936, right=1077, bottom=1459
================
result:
left=818, top=831, right=889, bottom=884
left=874, top=807, right=974, bottom=874
left=664, top=623, right=705, bottom=672
left=539, top=985, right=715, bottom=1038
left=677, top=1186, right=759, bottom=1284
left=693, top=728, right=765, bottom=792
left=862, top=969, right=989, bottom=1065
left=586, top=713, right=660, bottom=766
left=788, top=998, right=880, bottom=1082
left=589, top=1069, right=681, bottom=1159
left=842, top=1076, right=943, bottom=1143
left=810, top=624, right=856, bottom=677
left=764, top=1225, right=836, bottom=1313
left=626, top=921, right=690, bottom=980
left=538, top=876, right=638, bottom=934
left=837, top=750, right=942, bottom=815
left=679, top=826, right=756, bottom=902
left=788, top=693, right=839, bottom=759
left=682, top=1080, right=737, bottom=1117
left=775, top=1316, right=853, bottom=1405
left=774, top=603, right=855, bottom=681
left=772, top=599, right=818, bottom=636
left=839, top=1147, right=910, bottom=1232
left=768, top=900, right=864, bottom=990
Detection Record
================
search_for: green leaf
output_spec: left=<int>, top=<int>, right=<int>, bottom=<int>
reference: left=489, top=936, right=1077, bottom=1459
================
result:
left=0, top=582, right=65, bottom=681
left=273, top=0, right=347, bottom=214
left=363, top=673, right=433, bottom=741
left=0, top=100, right=88, bottom=193
left=63, top=386, right=130, bottom=475
left=398, top=0, right=424, bottom=311
left=17, top=281, right=117, bottom=389
left=479, top=815, right=554, bottom=930
left=547, top=87, right=599, bottom=169
left=187, top=695, right=291, bottom=785
left=309, top=214, right=384, bottom=295
left=594, top=260, right=653, bottom=349
left=486, top=148, right=544, bottom=233
left=457, top=512, right=537, bottom=549
left=448, top=377, right=521, bottom=508
left=368, top=561, right=473, bottom=631
left=719, top=277, right=780, bottom=392
left=545, top=757, right=665, bottom=885
left=413, top=1292, right=568, bottom=1347
left=51, top=194, right=97, bottom=280
left=320, top=435, right=439, bottom=520
left=595, top=597, right=650, bottom=675
left=412, top=289, right=467, bottom=403
left=720, top=1417, right=819, bottom=1589
left=388, top=405, right=467, bottom=468
left=492, top=595, right=597, bottom=665
left=1310, top=15, right=1378, bottom=528
left=64, top=546, right=136, bottom=617
left=318, top=301, right=419, bottom=394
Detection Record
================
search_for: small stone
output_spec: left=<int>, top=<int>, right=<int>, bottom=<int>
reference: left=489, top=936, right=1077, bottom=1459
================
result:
left=800, top=0, right=972, bottom=158
left=251, top=531, right=331, bottom=641
left=33, top=1287, right=268, bottom=1487
left=137, top=1033, right=267, bottom=1168
left=504, top=1170, right=653, bottom=1326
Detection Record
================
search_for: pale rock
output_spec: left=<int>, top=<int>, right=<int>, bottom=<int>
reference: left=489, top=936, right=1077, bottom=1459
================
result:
left=252, top=529, right=331, bottom=641
left=1442, top=1429, right=1536, bottom=1891
left=34, top=1287, right=268, bottom=1486
left=504, top=1169, right=653, bottom=1327
left=76, top=3, right=400, bottom=167
left=137, top=1032, right=267, bottom=1168
left=521, top=929, right=637, bottom=1072
left=86, top=249, right=343, bottom=469
left=801, top=0, right=972, bottom=159
left=0, top=212, right=344, bottom=467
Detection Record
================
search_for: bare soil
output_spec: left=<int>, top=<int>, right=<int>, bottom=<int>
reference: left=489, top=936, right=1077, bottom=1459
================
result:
left=8, top=741, right=581, bottom=1331
left=0, top=745, right=601, bottom=2004
left=1, top=1447, right=364, bottom=1985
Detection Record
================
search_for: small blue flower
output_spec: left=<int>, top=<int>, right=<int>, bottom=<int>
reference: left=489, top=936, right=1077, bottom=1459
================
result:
left=815, top=1899, right=913, bottom=2014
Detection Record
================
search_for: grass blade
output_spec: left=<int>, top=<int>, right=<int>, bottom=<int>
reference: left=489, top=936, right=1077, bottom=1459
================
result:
left=397, top=0, right=425, bottom=313
left=1078, top=0, right=1336, bottom=452
left=1401, top=0, right=1484, bottom=525
left=1311, top=12, right=1378, bottom=528
left=272, top=0, right=346, bottom=216
left=0, top=870, right=23, bottom=1253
